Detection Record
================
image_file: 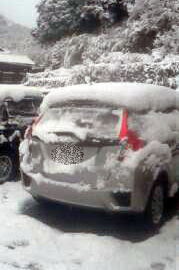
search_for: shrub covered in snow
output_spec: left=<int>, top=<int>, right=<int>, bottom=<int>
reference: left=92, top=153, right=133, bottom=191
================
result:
left=25, top=52, right=179, bottom=89
left=154, top=26, right=179, bottom=55
left=27, top=0, right=178, bottom=88
left=124, top=0, right=179, bottom=53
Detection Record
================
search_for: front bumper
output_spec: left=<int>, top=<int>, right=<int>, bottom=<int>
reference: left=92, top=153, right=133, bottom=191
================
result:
left=21, top=170, right=142, bottom=214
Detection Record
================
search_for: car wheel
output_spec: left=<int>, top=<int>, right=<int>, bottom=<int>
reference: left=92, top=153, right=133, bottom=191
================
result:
left=0, top=152, right=16, bottom=183
left=145, top=182, right=166, bottom=229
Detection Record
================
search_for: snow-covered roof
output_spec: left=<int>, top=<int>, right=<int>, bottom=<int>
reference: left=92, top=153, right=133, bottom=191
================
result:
left=0, top=53, right=34, bottom=66
left=41, top=83, right=178, bottom=112
left=0, top=84, right=43, bottom=102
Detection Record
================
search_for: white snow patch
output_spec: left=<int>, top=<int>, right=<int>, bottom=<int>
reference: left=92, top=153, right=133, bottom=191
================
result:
left=105, top=141, right=172, bottom=190
left=128, top=111, right=179, bottom=143
left=0, top=182, right=177, bottom=270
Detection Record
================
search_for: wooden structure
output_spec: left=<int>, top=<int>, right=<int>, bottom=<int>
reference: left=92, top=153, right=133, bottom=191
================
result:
left=0, top=53, right=34, bottom=84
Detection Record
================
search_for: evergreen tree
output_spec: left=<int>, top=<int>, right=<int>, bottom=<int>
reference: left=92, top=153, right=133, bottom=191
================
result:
left=32, top=0, right=128, bottom=42
left=125, top=0, right=179, bottom=52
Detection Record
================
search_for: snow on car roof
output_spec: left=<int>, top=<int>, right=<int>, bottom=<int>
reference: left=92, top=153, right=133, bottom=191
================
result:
left=0, top=84, right=43, bottom=102
left=41, top=82, right=178, bottom=112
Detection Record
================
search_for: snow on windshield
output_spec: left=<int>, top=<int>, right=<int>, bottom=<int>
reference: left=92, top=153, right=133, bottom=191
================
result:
left=41, top=82, right=178, bottom=113
left=33, top=104, right=121, bottom=143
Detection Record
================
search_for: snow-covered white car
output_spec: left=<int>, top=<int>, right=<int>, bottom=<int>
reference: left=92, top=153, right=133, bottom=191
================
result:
left=20, top=83, right=179, bottom=228
left=0, top=84, right=44, bottom=183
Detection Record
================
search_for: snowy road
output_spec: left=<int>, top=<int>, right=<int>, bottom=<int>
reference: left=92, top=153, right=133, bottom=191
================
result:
left=0, top=181, right=178, bottom=270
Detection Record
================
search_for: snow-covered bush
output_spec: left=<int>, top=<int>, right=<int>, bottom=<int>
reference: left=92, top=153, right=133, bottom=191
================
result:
left=28, top=0, right=178, bottom=89
left=25, top=53, right=179, bottom=89
left=44, top=32, right=112, bottom=68
left=124, top=0, right=179, bottom=53
left=154, top=26, right=179, bottom=55
left=80, top=2, right=104, bottom=32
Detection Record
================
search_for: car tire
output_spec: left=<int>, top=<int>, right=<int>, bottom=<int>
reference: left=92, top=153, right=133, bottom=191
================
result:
left=145, top=182, right=166, bottom=230
left=0, top=151, right=17, bottom=184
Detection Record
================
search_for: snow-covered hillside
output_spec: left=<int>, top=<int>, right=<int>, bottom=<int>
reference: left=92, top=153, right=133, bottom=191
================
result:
left=25, top=47, right=179, bottom=89
left=25, top=0, right=179, bottom=89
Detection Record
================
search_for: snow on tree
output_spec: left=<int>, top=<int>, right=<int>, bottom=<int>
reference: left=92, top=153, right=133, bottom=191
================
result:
left=125, top=0, right=179, bottom=53
left=28, top=0, right=178, bottom=89
left=32, top=0, right=129, bottom=42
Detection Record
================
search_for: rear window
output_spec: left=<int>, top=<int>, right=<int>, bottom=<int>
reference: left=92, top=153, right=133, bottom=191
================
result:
left=42, top=103, right=121, bottom=140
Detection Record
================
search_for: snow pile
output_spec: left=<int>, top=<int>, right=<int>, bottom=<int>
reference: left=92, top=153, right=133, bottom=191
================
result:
left=138, top=142, right=172, bottom=172
left=124, top=141, right=172, bottom=173
left=129, top=111, right=179, bottom=143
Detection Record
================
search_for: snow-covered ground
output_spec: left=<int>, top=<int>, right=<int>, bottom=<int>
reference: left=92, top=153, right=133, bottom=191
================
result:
left=0, top=181, right=178, bottom=270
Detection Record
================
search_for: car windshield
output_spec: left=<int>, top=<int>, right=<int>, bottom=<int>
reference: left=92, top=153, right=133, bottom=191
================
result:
left=6, top=98, right=42, bottom=117
left=43, top=102, right=121, bottom=140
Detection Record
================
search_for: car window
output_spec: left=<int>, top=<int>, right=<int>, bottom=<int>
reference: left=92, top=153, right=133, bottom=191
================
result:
left=6, top=98, right=42, bottom=117
left=42, top=103, right=121, bottom=139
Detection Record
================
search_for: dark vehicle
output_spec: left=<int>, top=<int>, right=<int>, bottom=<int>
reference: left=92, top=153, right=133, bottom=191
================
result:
left=0, top=84, right=43, bottom=183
